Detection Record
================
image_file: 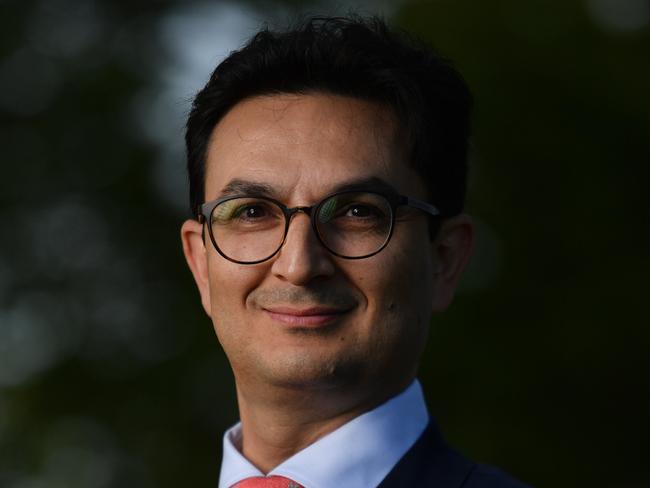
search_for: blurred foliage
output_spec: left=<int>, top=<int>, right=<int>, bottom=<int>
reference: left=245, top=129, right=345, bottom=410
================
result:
left=0, top=0, right=648, bottom=487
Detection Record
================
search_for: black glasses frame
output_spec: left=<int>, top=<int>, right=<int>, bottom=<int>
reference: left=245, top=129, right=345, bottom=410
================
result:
left=197, top=190, right=440, bottom=265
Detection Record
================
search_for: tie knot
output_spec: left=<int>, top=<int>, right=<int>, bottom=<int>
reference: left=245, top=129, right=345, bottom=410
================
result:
left=233, top=475, right=304, bottom=488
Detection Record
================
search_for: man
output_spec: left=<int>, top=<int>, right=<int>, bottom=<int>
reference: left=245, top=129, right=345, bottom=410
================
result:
left=181, top=16, right=529, bottom=488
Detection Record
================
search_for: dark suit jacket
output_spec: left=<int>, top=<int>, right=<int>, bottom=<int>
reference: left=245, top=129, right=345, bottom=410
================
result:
left=378, top=421, right=530, bottom=488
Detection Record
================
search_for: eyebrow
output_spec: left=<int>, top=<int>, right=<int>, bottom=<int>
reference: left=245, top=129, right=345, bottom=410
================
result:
left=219, top=179, right=277, bottom=198
left=330, top=176, right=399, bottom=195
left=218, top=176, right=400, bottom=200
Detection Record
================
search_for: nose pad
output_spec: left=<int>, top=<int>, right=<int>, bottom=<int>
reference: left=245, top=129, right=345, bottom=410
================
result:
left=284, top=208, right=316, bottom=246
left=291, top=206, right=313, bottom=218
left=271, top=207, right=334, bottom=283
left=282, top=206, right=315, bottom=245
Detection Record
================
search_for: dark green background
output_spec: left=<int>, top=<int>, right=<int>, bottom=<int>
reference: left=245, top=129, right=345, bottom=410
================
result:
left=1, top=0, right=648, bottom=486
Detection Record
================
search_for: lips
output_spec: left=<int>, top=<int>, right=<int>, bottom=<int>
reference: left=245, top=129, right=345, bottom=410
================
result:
left=262, top=306, right=352, bottom=327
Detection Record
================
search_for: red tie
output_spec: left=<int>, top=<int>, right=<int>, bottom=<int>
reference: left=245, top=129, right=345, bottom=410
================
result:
left=232, top=475, right=304, bottom=488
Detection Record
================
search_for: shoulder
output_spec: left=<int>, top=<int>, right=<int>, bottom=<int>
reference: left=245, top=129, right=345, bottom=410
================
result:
left=462, top=463, right=531, bottom=488
left=378, top=421, right=531, bottom=488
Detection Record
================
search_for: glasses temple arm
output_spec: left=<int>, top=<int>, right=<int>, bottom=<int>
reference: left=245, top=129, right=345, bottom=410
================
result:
left=402, top=197, right=440, bottom=217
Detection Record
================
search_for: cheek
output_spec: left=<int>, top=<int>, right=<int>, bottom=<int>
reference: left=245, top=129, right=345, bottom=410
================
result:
left=362, top=235, right=434, bottom=317
left=348, top=241, right=433, bottom=375
left=206, top=255, right=265, bottom=332
left=206, top=261, right=268, bottom=372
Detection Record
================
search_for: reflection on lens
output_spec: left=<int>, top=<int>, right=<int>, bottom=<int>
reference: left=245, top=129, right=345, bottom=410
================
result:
left=318, top=197, right=338, bottom=223
left=212, top=200, right=239, bottom=223
left=210, top=197, right=285, bottom=263
left=316, top=192, right=392, bottom=258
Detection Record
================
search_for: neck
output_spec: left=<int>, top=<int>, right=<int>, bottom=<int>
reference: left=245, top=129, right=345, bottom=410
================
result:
left=234, top=377, right=413, bottom=473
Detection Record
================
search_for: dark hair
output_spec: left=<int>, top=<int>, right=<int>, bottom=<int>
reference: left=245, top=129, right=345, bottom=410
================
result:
left=185, top=15, right=472, bottom=219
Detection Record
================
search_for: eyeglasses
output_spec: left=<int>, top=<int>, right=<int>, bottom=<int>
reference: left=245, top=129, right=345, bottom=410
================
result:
left=197, top=190, right=440, bottom=264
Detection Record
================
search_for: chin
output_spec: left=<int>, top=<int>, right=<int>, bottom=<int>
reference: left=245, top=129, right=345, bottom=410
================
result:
left=255, top=351, right=365, bottom=390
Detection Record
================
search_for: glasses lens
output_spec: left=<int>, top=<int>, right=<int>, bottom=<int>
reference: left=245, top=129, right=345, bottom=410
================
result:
left=316, top=192, right=393, bottom=258
left=210, top=197, right=285, bottom=263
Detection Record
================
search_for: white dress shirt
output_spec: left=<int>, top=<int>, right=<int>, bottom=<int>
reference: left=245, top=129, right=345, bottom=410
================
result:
left=218, top=380, right=429, bottom=488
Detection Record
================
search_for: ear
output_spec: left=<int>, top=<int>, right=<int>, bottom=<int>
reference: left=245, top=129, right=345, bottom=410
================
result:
left=181, top=219, right=212, bottom=317
left=430, top=213, right=475, bottom=312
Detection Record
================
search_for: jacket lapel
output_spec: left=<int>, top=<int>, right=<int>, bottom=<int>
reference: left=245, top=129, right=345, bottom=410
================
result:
left=377, top=420, right=476, bottom=488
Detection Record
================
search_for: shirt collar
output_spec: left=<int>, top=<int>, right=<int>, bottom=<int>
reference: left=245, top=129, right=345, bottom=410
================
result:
left=219, top=380, right=429, bottom=488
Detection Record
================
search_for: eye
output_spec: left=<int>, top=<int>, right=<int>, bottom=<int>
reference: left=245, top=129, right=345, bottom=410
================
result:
left=345, top=204, right=376, bottom=218
left=318, top=193, right=391, bottom=225
left=212, top=198, right=281, bottom=226
left=236, top=204, right=267, bottom=220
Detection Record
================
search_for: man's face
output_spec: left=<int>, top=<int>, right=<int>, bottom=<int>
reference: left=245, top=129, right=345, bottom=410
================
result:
left=182, top=93, right=468, bottom=395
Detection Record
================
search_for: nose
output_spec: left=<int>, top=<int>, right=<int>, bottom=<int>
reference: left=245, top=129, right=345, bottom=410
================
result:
left=270, top=211, right=336, bottom=285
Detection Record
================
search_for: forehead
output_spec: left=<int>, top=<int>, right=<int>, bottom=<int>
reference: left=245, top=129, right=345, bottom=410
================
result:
left=204, top=93, right=425, bottom=201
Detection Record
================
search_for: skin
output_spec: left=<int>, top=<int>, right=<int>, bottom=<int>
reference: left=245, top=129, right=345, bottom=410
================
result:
left=181, top=93, right=474, bottom=472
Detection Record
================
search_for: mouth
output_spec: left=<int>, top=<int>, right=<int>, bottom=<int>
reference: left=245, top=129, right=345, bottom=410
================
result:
left=262, top=306, right=353, bottom=327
